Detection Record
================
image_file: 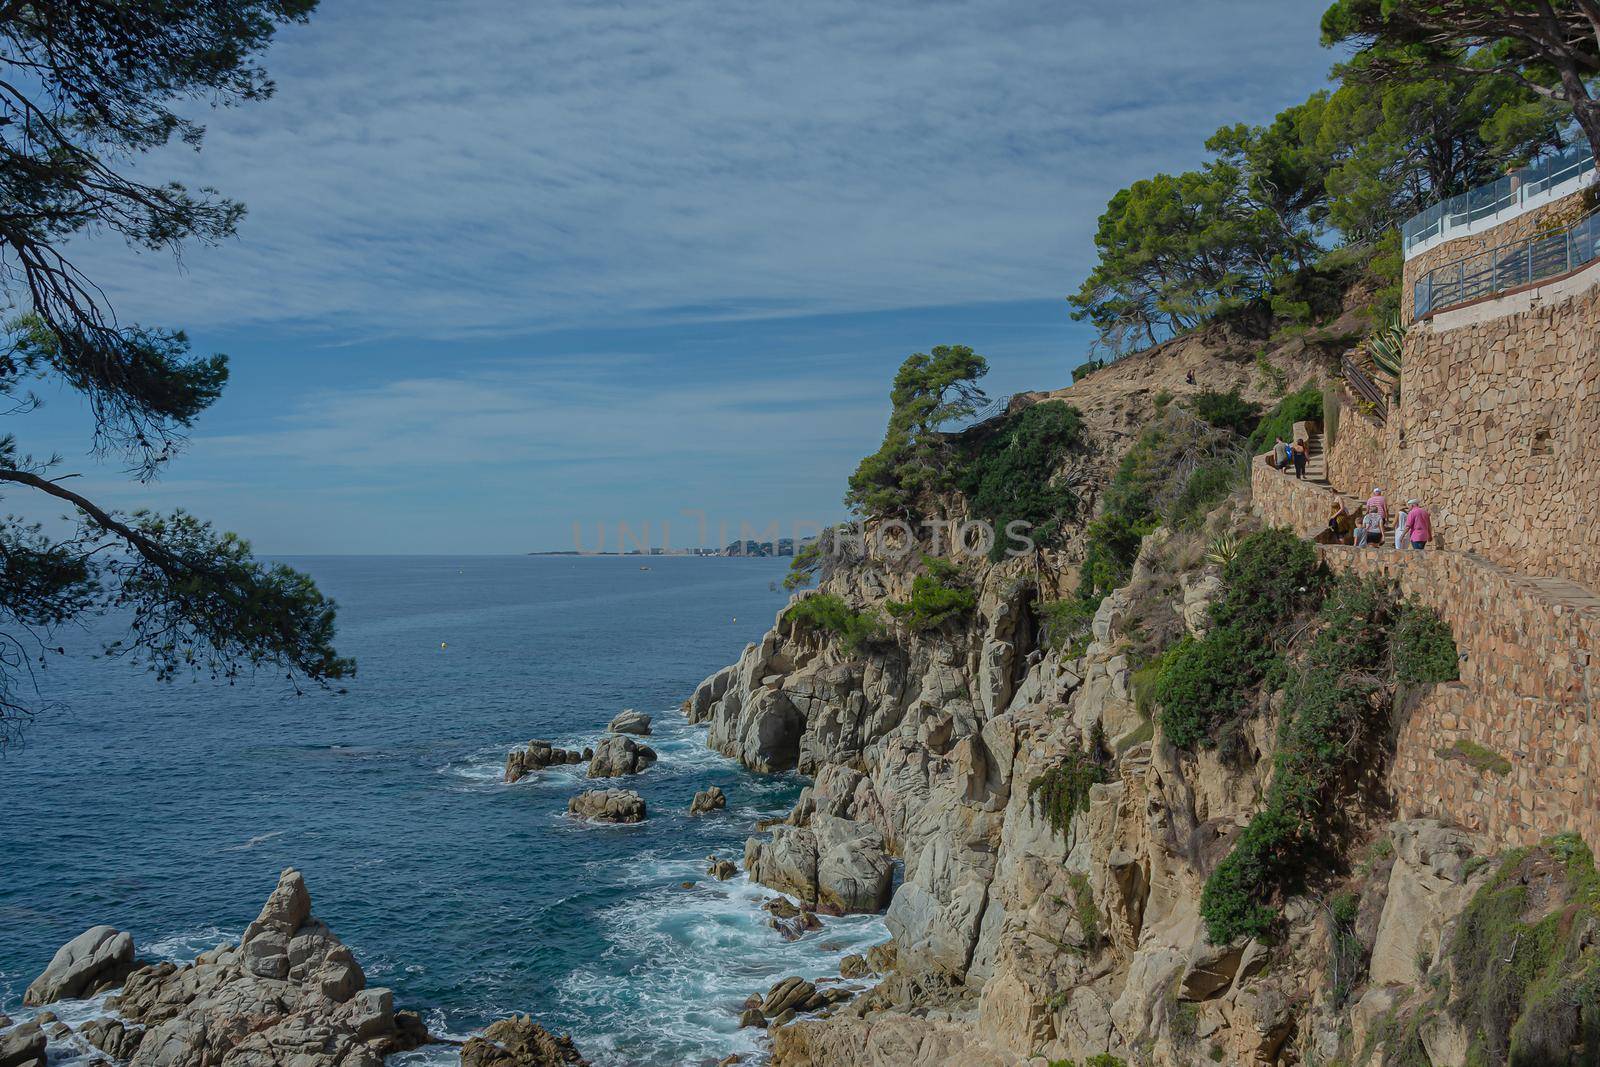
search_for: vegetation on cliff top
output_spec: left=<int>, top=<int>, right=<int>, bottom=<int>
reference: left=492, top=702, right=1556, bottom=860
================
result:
left=959, top=401, right=1088, bottom=560
left=885, top=556, right=977, bottom=632
left=784, top=594, right=885, bottom=656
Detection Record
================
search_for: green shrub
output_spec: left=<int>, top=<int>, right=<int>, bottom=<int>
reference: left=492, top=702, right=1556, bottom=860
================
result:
left=784, top=593, right=885, bottom=655
left=1446, top=739, right=1511, bottom=776
left=1029, top=744, right=1107, bottom=839
left=1392, top=602, right=1459, bottom=686
left=1154, top=388, right=1174, bottom=411
left=1039, top=597, right=1097, bottom=655
left=1072, top=357, right=1109, bottom=382
left=1068, top=872, right=1100, bottom=952
left=1189, top=387, right=1261, bottom=437
left=1246, top=384, right=1323, bottom=457
left=1444, top=836, right=1600, bottom=1065
left=1156, top=628, right=1269, bottom=748
left=1199, top=576, right=1399, bottom=943
left=1167, top=454, right=1246, bottom=530
left=783, top=539, right=824, bottom=590
left=886, top=555, right=977, bottom=631
left=1209, top=527, right=1324, bottom=636
left=959, top=401, right=1087, bottom=559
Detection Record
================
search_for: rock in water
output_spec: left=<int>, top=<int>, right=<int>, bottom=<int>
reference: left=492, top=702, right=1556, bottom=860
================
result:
left=505, top=741, right=586, bottom=783
left=586, top=734, right=657, bottom=777
left=568, top=789, right=647, bottom=823
left=0, top=1021, right=45, bottom=1067
left=460, top=1015, right=589, bottom=1067
left=607, top=709, right=652, bottom=735
left=689, top=785, right=727, bottom=814
left=98, top=866, right=432, bottom=1067
left=23, top=924, right=136, bottom=1005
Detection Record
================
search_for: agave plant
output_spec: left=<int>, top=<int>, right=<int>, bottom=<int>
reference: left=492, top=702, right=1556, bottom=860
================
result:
left=1366, top=312, right=1406, bottom=382
left=1205, top=533, right=1240, bottom=569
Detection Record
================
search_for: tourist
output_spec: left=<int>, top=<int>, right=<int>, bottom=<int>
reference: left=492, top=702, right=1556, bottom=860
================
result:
left=1366, top=487, right=1388, bottom=526
left=1185, top=369, right=1197, bottom=386
left=1404, top=498, right=1433, bottom=550
left=1272, top=436, right=1287, bottom=470
left=1324, top=495, right=1350, bottom=537
left=1357, top=507, right=1383, bottom=547
left=1393, top=501, right=1409, bottom=550
left=1292, top=438, right=1309, bottom=479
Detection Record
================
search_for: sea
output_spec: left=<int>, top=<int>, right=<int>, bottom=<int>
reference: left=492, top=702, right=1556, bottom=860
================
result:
left=0, top=555, right=886, bottom=1066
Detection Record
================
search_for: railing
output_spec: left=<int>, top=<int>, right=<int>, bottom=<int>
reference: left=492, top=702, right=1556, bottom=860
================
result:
left=1412, top=209, right=1600, bottom=319
left=955, top=392, right=1013, bottom=427
left=1341, top=354, right=1388, bottom=425
left=1401, top=144, right=1596, bottom=256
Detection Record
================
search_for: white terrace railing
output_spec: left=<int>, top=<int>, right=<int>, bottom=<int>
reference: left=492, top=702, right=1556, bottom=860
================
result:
left=1411, top=208, right=1600, bottom=320
left=1401, top=144, right=1596, bottom=259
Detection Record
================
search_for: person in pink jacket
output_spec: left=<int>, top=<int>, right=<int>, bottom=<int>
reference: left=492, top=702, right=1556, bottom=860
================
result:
left=1403, top=499, right=1432, bottom=550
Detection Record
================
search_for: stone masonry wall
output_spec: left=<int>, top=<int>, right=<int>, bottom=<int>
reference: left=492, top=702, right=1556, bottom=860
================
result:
left=1394, top=267, right=1600, bottom=592
left=1252, top=456, right=1600, bottom=853
left=1402, top=189, right=1593, bottom=320
left=1324, top=547, right=1600, bottom=854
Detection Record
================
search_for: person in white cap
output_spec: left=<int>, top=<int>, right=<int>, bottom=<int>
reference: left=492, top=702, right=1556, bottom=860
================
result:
left=1365, top=487, right=1388, bottom=528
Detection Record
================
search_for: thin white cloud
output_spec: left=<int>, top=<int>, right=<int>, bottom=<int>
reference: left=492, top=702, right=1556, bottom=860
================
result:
left=69, top=0, right=1337, bottom=339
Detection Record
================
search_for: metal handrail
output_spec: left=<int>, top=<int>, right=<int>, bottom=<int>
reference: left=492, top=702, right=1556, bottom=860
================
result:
left=1341, top=355, right=1388, bottom=425
left=1402, top=144, right=1596, bottom=255
left=1412, top=208, right=1600, bottom=320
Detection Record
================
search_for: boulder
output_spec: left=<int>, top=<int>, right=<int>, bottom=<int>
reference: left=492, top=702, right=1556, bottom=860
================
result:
left=607, top=709, right=652, bottom=735
left=689, top=786, right=727, bottom=814
left=587, top=735, right=658, bottom=778
left=813, top=814, right=894, bottom=914
left=738, top=1007, right=766, bottom=1029
left=0, top=1022, right=45, bottom=1067
left=460, top=1016, right=589, bottom=1067
left=839, top=954, right=870, bottom=979
left=568, top=789, right=647, bottom=823
left=23, top=924, right=136, bottom=1004
left=706, top=854, right=738, bottom=881
left=505, top=741, right=586, bottom=783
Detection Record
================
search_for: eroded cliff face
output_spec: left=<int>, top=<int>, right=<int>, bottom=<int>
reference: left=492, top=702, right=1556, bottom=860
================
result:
left=685, top=518, right=1509, bottom=1067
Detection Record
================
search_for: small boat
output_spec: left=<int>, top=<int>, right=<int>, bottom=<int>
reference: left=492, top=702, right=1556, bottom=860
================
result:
left=640, top=565, right=652, bottom=571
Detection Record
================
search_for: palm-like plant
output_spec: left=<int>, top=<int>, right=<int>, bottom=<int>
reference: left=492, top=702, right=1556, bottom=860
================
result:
left=1366, top=312, right=1406, bottom=383
left=1205, top=534, right=1240, bottom=569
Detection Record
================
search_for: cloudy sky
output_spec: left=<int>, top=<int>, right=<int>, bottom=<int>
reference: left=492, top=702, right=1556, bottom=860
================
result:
left=25, top=0, right=1338, bottom=553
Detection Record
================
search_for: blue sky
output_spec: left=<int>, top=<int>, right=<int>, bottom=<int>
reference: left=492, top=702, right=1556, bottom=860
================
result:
left=22, top=0, right=1339, bottom=553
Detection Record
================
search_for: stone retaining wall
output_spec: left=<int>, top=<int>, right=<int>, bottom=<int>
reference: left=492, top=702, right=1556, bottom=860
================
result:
left=1395, top=267, right=1600, bottom=592
left=1321, top=547, right=1600, bottom=853
left=1403, top=189, right=1593, bottom=320
left=1325, top=408, right=1392, bottom=506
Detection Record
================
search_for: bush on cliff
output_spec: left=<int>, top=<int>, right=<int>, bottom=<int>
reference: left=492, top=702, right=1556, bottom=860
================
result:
left=1199, top=578, right=1460, bottom=944
left=1029, top=742, right=1108, bottom=840
left=886, top=556, right=977, bottom=632
left=959, top=400, right=1088, bottom=560
left=1392, top=602, right=1460, bottom=686
left=1246, top=384, right=1323, bottom=457
left=784, top=594, right=884, bottom=656
left=1189, top=387, right=1261, bottom=437
left=1156, top=528, right=1324, bottom=749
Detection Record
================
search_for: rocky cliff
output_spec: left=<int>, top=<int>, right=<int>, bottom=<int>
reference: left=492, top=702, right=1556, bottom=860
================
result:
left=682, top=316, right=1597, bottom=1066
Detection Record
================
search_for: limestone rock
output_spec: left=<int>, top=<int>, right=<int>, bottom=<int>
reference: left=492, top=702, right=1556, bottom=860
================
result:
left=761, top=976, right=824, bottom=1017
left=839, top=954, right=870, bottom=979
left=459, top=1016, right=589, bottom=1067
left=689, top=786, right=727, bottom=814
left=22, top=924, right=136, bottom=1004
left=586, top=734, right=658, bottom=777
left=1370, top=819, right=1484, bottom=986
left=568, top=789, right=647, bottom=823
left=744, top=816, right=891, bottom=914
left=93, top=867, right=434, bottom=1067
left=706, top=854, right=738, bottom=880
left=0, top=1022, right=45, bottom=1067
left=607, top=709, right=652, bottom=735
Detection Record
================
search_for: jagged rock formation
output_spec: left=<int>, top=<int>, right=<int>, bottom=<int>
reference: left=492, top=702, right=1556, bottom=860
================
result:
left=505, top=740, right=589, bottom=782
left=459, top=1015, right=590, bottom=1067
left=689, top=785, right=727, bottom=814
left=586, top=734, right=657, bottom=777
left=568, top=788, right=647, bottom=822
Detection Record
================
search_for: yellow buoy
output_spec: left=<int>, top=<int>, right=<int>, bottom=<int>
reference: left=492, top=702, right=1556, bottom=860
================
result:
left=440, top=642, right=448, bottom=650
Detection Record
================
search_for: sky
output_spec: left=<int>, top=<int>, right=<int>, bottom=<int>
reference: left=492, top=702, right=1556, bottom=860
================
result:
left=19, top=0, right=1340, bottom=553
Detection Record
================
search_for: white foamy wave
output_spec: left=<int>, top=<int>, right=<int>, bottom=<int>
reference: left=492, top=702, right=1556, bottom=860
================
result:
left=223, top=829, right=286, bottom=852
left=558, top=871, right=887, bottom=1067
left=144, top=925, right=237, bottom=964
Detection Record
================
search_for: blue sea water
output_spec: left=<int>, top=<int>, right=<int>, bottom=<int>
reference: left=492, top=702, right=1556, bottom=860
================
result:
left=0, top=556, right=884, bottom=1066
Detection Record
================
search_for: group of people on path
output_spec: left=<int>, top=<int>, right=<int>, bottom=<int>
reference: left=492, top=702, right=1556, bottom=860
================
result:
left=1272, top=436, right=1310, bottom=479
left=1325, top=487, right=1434, bottom=550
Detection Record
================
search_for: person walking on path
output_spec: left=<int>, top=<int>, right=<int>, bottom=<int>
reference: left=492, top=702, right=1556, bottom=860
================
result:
left=1292, top=438, right=1309, bottom=479
left=1272, top=436, right=1289, bottom=471
left=1366, top=488, right=1388, bottom=526
left=1403, top=499, right=1432, bottom=550
left=1393, top=502, right=1409, bottom=550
